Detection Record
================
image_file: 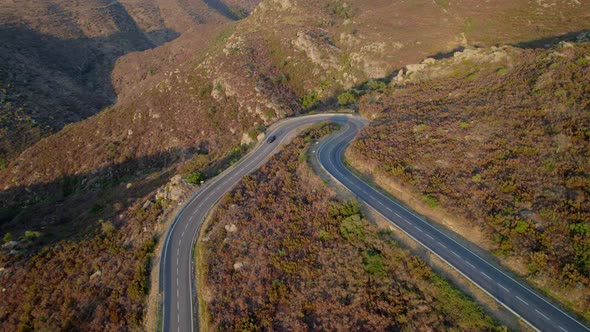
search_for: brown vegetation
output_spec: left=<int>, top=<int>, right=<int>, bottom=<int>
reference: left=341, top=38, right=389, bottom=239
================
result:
left=0, top=195, right=164, bottom=330
left=200, top=124, right=502, bottom=331
left=1, top=0, right=589, bottom=329
left=349, top=42, right=590, bottom=317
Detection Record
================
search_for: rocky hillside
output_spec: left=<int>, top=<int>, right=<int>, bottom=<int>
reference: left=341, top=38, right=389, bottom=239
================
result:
left=348, top=39, right=590, bottom=318
left=3, top=0, right=590, bottom=191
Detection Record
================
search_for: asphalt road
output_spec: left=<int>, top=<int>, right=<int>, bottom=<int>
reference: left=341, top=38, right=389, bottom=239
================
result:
left=316, top=121, right=590, bottom=332
left=161, top=114, right=589, bottom=332
left=160, top=113, right=361, bottom=332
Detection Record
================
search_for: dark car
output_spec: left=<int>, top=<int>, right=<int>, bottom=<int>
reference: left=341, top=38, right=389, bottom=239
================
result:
left=267, top=135, right=276, bottom=143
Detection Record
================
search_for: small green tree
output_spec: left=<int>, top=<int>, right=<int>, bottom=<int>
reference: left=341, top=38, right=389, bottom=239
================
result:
left=300, top=91, right=319, bottom=110
left=24, top=230, right=41, bottom=242
left=337, top=91, right=357, bottom=106
left=186, top=171, right=205, bottom=185
left=3, top=232, right=12, bottom=243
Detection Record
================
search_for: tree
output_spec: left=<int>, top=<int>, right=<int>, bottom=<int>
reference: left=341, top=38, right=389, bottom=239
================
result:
left=338, top=91, right=358, bottom=106
left=186, top=171, right=206, bottom=185
left=3, top=232, right=12, bottom=243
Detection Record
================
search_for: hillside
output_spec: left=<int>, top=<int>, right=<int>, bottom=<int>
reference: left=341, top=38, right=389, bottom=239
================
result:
left=0, top=0, right=589, bottom=329
left=348, top=40, right=590, bottom=318
left=199, top=124, right=502, bottom=331
left=0, top=0, right=261, bottom=163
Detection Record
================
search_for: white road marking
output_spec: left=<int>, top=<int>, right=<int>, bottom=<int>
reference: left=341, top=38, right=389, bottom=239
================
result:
left=437, top=242, right=447, bottom=249
left=516, top=296, right=529, bottom=306
left=466, top=261, right=476, bottom=269
left=536, top=309, right=550, bottom=321
left=498, top=283, right=509, bottom=292
left=425, top=234, right=434, bottom=240
left=559, top=326, right=569, bottom=332
left=481, top=272, right=492, bottom=280
left=451, top=251, right=461, bottom=258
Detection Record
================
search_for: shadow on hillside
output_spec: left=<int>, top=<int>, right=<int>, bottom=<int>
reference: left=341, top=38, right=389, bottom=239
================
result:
left=0, top=146, right=200, bottom=248
left=513, top=29, right=590, bottom=49
left=428, top=46, right=466, bottom=60
left=0, top=1, right=181, bottom=160
left=202, top=0, right=240, bottom=20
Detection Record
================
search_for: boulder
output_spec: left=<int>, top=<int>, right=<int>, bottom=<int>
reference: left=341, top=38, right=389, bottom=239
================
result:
left=1, top=241, right=18, bottom=249
left=225, top=224, right=238, bottom=233
left=405, top=63, right=426, bottom=74
left=169, top=185, right=185, bottom=201
left=241, top=132, right=253, bottom=145
left=422, top=58, right=436, bottom=65
left=391, top=69, right=405, bottom=84
left=142, top=200, right=153, bottom=210
left=89, top=270, right=102, bottom=280
left=170, top=175, right=182, bottom=185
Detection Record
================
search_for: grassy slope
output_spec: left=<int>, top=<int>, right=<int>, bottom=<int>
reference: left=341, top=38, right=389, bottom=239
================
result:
left=348, top=42, right=590, bottom=318
left=199, top=124, right=502, bottom=331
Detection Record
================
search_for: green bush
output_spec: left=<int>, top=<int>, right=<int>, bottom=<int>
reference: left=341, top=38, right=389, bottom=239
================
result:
left=300, top=91, right=319, bottom=110
left=364, top=80, right=387, bottom=91
left=471, top=174, right=482, bottom=183
left=363, top=250, right=386, bottom=277
left=24, top=230, right=41, bottom=241
left=319, top=229, right=329, bottom=241
left=340, top=214, right=365, bottom=240
left=2, top=232, right=12, bottom=243
left=424, top=194, right=439, bottom=208
left=186, top=171, right=206, bottom=185
left=337, top=91, right=358, bottom=106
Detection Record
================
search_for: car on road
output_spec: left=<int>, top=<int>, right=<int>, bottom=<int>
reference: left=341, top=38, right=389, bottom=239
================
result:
left=267, top=135, right=276, bottom=143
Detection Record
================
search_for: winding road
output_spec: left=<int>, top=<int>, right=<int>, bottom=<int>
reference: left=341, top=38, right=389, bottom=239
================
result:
left=160, top=114, right=589, bottom=332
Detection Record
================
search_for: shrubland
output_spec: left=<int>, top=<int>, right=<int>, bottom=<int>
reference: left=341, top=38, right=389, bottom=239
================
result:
left=349, top=41, right=590, bottom=318
left=1, top=0, right=589, bottom=328
left=199, top=124, right=502, bottom=331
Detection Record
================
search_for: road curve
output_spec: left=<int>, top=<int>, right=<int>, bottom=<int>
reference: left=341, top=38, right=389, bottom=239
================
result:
left=159, top=113, right=363, bottom=332
left=316, top=121, right=590, bottom=332
left=161, top=113, right=590, bottom=332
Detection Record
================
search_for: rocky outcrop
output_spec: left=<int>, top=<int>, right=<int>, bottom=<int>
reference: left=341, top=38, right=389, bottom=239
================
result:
left=155, top=174, right=190, bottom=202
left=392, top=46, right=514, bottom=85
left=292, top=31, right=340, bottom=70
